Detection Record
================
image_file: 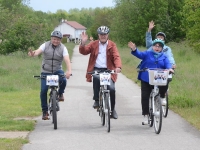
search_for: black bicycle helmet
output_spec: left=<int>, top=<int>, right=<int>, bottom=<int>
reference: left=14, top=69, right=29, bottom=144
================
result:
left=152, top=38, right=165, bottom=48
left=97, top=26, right=110, bottom=34
left=156, top=32, right=166, bottom=40
left=51, top=31, right=63, bottom=39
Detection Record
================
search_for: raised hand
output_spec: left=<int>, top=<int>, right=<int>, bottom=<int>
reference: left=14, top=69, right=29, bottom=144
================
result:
left=28, top=48, right=35, bottom=57
left=148, top=20, right=155, bottom=32
left=80, top=32, right=88, bottom=45
left=128, top=41, right=136, bottom=51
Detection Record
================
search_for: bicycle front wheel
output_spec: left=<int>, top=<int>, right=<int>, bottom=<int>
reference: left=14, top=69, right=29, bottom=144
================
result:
left=99, top=92, right=105, bottom=126
left=149, top=96, right=154, bottom=127
left=104, top=93, right=110, bottom=132
left=162, top=92, right=169, bottom=118
left=52, top=90, right=57, bottom=129
left=153, top=95, right=162, bottom=134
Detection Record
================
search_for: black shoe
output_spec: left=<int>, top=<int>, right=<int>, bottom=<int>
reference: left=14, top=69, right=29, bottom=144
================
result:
left=42, top=111, right=49, bottom=120
left=93, top=100, right=99, bottom=108
left=111, top=109, right=118, bottom=119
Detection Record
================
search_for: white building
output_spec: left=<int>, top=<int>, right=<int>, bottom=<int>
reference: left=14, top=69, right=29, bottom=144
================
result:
left=54, top=19, right=87, bottom=43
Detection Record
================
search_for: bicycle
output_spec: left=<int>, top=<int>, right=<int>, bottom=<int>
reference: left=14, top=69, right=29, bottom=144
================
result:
left=34, top=74, right=65, bottom=130
left=88, top=69, right=115, bottom=132
left=139, top=68, right=169, bottom=134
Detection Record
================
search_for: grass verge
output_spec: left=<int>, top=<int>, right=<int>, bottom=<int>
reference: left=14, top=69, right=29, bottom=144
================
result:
left=0, top=138, right=28, bottom=150
left=0, top=42, right=76, bottom=149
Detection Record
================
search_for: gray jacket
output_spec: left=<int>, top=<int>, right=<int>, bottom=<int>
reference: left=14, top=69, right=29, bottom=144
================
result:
left=41, top=41, right=64, bottom=73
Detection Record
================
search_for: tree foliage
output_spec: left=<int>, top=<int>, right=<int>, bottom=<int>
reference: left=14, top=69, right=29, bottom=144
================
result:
left=0, top=0, right=200, bottom=54
left=182, top=0, right=200, bottom=52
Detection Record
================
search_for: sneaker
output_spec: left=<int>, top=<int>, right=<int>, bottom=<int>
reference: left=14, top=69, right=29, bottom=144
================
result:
left=142, top=115, right=148, bottom=125
left=161, top=98, right=166, bottom=106
left=110, top=109, right=118, bottom=119
left=93, top=100, right=99, bottom=108
left=42, top=111, right=49, bottom=120
left=58, top=94, right=64, bottom=102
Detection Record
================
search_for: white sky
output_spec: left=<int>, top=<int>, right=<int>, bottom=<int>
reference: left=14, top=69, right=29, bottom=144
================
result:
left=28, top=0, right=115, bottom=13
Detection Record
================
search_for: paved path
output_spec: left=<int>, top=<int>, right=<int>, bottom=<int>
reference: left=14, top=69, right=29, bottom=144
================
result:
left=22, top=45, right=200, bottom=150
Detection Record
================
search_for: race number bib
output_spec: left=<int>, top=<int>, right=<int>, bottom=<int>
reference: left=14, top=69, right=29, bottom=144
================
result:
left=100, top=73, right=111, bottom=85
left=46, top=75, right=59, bottom=86
left=153, top=71, right=168, bottom=84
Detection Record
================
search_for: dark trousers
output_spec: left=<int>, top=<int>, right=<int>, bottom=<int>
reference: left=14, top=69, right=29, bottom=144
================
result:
left=92, top=68, right=116, bottom=111
left=40, top=70, right=67, bottom=111
left=141, top=80, right=168, bottom=115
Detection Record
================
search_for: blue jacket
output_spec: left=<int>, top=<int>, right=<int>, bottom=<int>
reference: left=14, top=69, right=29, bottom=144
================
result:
left=146, top=32, right=176, bottom=65
left=131, top=48, right=171, bottom=83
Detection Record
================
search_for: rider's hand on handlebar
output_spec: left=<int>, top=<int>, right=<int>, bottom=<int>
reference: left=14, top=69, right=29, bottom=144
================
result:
left=65, top=71, right=72, bottom=79
left=115, top=68, right=121, bottom=73
left=169, top=68, right=174, bottom=74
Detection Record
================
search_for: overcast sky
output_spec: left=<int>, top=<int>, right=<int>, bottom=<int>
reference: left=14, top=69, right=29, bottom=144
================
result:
left=28, top=0, right=115, bottom=13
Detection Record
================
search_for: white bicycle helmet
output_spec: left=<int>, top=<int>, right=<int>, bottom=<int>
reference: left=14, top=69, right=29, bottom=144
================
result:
left=97, top=26, right=110, bottom=34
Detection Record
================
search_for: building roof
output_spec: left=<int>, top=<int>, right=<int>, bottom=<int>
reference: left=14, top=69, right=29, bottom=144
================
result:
left=66, top=21, right=87, bottom=30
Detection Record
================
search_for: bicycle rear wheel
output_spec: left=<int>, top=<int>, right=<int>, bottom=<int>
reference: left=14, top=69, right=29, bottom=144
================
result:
left=153, top=95, right=162, bottom=134
left=52, top=90, right=57, bottom=129
left=162, top=92, right=169, bottom=118
left=104, top=93, right=110, bottom=132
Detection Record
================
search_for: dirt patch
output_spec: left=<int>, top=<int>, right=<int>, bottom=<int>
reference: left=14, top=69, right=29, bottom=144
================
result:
left=0, top=131, right=29, bottom=139
left=13, top=117, right=38, bottom=121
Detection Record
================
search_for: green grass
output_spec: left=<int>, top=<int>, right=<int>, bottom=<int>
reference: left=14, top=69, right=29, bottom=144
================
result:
left=118, top=41, right=200, bottom=130
left=0, top=138, right=28, bottom=150
left=0, top=42, right=76, bottom=149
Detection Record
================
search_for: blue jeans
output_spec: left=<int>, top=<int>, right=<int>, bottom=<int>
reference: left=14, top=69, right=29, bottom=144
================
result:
left=40, top=70, right=67, bottom=111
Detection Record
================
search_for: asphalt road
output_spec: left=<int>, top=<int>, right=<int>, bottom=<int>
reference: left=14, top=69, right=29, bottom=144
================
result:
left=22, top=45, right=200, bottom=150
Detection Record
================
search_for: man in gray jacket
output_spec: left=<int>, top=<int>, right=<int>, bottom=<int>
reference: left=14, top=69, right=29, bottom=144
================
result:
left=28, top=31, right=72, bottom=120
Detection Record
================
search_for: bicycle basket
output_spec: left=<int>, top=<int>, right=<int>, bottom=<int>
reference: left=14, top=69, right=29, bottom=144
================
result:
left=148, top=69, right=169, bottom=86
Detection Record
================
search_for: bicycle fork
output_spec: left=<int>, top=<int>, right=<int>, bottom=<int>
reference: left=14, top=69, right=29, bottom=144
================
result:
left=102, top=90, right=111, bottom=115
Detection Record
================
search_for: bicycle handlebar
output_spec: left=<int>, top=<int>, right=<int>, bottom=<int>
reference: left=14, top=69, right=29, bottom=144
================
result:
left=33, top=74, right=66, bottom=79
left=87, top=69, right=115, bottom=75
left=137, top=68, right=175, bottom=75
